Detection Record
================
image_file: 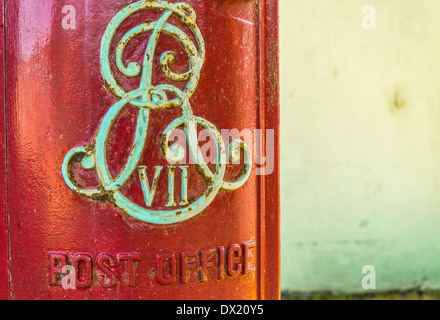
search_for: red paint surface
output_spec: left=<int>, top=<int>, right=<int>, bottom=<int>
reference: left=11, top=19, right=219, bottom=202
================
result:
left=3, top=0, right=279, bottom=300
left=259, top=0, right=280, bottom=300
left=0, top=0, right=9, bottom=300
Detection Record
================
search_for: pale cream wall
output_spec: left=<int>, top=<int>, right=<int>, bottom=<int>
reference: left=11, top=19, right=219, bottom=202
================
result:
left=281, top=0, right=440, bottom=292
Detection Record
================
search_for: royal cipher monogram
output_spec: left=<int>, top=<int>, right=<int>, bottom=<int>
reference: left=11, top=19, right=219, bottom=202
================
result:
left=62, top=1, right=252, bottom=224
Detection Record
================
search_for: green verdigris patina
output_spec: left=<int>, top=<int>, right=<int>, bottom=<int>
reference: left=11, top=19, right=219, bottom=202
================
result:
left=62, top=1, right=252, bottom=224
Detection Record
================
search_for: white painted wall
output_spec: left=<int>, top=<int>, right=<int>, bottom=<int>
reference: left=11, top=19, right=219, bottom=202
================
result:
left=281, top=0, right=440, bottom=293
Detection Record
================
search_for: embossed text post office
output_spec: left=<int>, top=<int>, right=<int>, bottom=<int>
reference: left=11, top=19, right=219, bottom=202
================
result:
left=0, top=0, right=279, bottom=300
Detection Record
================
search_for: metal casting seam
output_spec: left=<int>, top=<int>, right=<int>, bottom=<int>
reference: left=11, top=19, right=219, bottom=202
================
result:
left=3, top=0, right=11, bottom=300
left=257, top=0, right=266, bottom=301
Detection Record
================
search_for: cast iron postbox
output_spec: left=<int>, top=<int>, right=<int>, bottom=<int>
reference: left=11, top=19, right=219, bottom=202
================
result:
left=0, top=0, right=279, bottom=300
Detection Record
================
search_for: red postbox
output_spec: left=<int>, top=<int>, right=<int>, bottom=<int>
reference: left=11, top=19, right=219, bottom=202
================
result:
left=0, top=0, right=279, bottom=300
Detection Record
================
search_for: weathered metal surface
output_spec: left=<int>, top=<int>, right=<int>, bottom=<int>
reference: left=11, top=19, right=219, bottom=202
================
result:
left=259, top=0, right=280, bottom=300
left=4, top=0, right=279, bottom=300
left=62, top=1, right=253, bottom=224
left=0, top=0, right=8, bottom=301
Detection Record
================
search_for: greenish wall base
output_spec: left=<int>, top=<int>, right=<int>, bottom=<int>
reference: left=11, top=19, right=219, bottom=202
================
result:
left=282, top=288, right=440, bottom=300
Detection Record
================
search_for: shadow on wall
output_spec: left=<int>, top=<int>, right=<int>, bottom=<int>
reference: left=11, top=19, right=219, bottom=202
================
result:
left=282, top=288, right=440, bottom=300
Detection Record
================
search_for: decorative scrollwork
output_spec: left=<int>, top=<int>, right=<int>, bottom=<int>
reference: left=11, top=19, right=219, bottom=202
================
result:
left=62, top=0, right=252, bottom=224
